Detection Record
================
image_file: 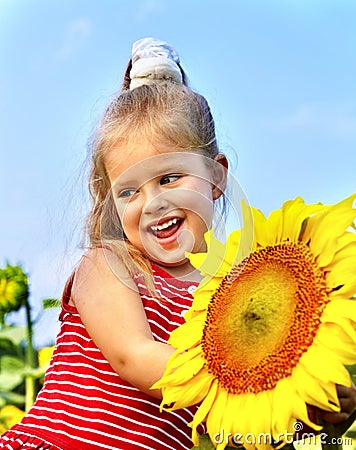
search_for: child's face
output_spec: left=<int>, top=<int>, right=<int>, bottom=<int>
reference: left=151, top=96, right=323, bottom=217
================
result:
left=105, top=140, right=226, bottom=275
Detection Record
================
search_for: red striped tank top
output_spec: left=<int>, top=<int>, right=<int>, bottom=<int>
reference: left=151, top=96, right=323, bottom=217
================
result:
left=1, top=263, right=205, bottom=450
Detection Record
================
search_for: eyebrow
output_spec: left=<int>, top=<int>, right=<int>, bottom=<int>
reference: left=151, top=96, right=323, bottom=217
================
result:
left=112, top=165, right=180, bottom=188
left=111, top=155, right=205, bottom=188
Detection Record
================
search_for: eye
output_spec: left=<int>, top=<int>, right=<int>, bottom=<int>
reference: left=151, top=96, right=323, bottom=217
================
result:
left=117, top=188, right=137, bottom=199
left=160, top=174, right=181, bottom=185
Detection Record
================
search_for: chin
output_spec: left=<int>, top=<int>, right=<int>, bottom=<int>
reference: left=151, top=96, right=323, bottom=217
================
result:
left=150, top=253, right=189, bottom=267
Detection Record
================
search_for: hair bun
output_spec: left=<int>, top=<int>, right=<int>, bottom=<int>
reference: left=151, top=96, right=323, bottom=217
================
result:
left=130, top=37, right=183, bottom=89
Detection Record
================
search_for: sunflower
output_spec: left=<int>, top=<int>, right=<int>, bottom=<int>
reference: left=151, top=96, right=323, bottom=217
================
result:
left=152, top=194, right=356, bottom=450
left=0, top=264, right=29, bottom=325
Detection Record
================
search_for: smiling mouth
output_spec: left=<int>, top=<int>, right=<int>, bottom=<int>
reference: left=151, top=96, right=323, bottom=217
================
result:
left=149, top=217, right=183, bottom=239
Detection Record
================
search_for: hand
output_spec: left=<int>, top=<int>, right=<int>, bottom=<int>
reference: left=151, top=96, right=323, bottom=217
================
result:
left=294, top=383, right=356, bottom=440
left=318, top=383, right=356, bottom=425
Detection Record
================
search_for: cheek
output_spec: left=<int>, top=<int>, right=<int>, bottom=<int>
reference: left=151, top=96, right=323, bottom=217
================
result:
left=181, top=183, right=214, bottom=218
left=116, top=203, right=139, bottom=234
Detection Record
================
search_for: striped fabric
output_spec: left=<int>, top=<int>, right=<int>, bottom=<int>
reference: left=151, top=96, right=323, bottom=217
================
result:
left=1, top=263, right=205, bottom=450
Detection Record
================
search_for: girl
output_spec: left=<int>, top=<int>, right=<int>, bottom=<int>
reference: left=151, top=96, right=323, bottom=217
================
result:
left=1, top=38, right=355, bottom=450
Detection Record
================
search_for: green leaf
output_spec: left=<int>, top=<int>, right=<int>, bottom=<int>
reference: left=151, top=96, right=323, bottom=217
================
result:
left=0, top=326, right=27, bottom=346
left=345, top=418, right=356, bottom=438
left=0, top=337, right=17, bottom=355
left=191, top=434, right=237, bottom=450
left=0, top=354, right=26, bottom=391
left=22, top=366, right=47, bottom=379
left=0, top=371, right=24, bottom=391
left=192, top=434, right=216, bottom=449
left=0, top=354, right=25, bottom=371
left=42, top=298, right=60, bottom=310
left=0, top=391, right=26, bottom=407
left=346, top=364, right=356, bottom=380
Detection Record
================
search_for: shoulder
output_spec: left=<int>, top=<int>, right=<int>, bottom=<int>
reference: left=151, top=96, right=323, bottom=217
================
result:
left=72, top=247, right=138, bottom=306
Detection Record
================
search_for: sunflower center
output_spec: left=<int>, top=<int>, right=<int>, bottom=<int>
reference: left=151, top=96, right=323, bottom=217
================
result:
left=202, top=241, right=328, bottom=394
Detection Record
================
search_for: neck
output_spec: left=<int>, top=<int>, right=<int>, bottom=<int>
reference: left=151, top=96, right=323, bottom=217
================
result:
left=154, top=261, right=203, bottom=283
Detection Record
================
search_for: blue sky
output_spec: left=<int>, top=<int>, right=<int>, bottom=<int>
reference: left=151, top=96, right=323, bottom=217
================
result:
left=1, top=0, right=355, bottom=345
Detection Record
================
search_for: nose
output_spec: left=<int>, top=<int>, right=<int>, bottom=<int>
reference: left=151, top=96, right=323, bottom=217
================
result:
left=142, top=188, right=170, bottom=215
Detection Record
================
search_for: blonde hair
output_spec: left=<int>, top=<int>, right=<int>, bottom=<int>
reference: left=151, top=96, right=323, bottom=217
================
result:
left=84, top=60, right=221, bottom=286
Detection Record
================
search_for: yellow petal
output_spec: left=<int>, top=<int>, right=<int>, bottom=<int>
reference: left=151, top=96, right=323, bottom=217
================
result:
left=281, top=198, right=325, bottom=242
left=191, top=278, right=223, bottom=307
left=321, top=314, right=356, bottom=343
left=326, top=240, right=356, bottom=268
left=291, top=363, right=339, bottom=411
left=271, top=378, right=296, bottom=438
left=291, top=390, right=321, bottom=430
left=229, top=394, right=251, bottom=438
left=249, top=391, right=273, bottom=441
left=306, top=193, right=356, bottom=265
left=240, top=200, right=257, bottom=256
left=186, top=229, right=230, bottom=277
left=168, top=315, right=205, bottom=349
left=299, top=344, right=352, bottom=386
left=246, top=202, right=266, bottom=245
left=263, top=208, right=283, bottom=245
left=157, top=351, right=205, bottom=386
left=212, top=393, right=242, bottom=449
left=315, top=323, right=356, bottom=365
left=223, top=228, right=251, bottom=267
left=326, top=257, right=356, bottom=295
left=329, top=281, right=356, bottom=299
left=160, top=368, right=214, bottom=411
left=165, top=343, right=202, bottom=368
left=191, top=380, right=219, bottom=446
left=322, top=299, right=356, bottom=324
left=206, top=387, right=231, bottom=450
left=335, top=231, right=356, bottom=252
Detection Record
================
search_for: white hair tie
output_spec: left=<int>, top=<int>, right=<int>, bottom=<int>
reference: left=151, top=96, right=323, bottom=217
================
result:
left=130, top=37, right=183, bottom=89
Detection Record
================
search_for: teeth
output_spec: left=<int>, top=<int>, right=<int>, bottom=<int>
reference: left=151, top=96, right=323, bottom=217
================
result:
left=151, top=218, right=179, bottom=232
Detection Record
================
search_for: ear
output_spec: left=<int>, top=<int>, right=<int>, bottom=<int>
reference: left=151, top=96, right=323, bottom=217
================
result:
left=212, top=154, right=228, bottom=200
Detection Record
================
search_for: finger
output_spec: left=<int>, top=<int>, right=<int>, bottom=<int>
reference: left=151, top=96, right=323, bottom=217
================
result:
left=339, top=398, right=356, bottom=414
left=318, top=410, right=349, bottom=425
left=336, top=383, right=356, bottom=399
left=336, top=383, right=356, bottom=413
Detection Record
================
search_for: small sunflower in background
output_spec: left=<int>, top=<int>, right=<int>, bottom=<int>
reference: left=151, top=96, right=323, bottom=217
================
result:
left=153, top=194, right=356, bottom=450
left=0, top=264, right=29, bottom=325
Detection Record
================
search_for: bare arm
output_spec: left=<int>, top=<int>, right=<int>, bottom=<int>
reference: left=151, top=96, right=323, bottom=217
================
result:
left=72, top=248, right=174, bottom=399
